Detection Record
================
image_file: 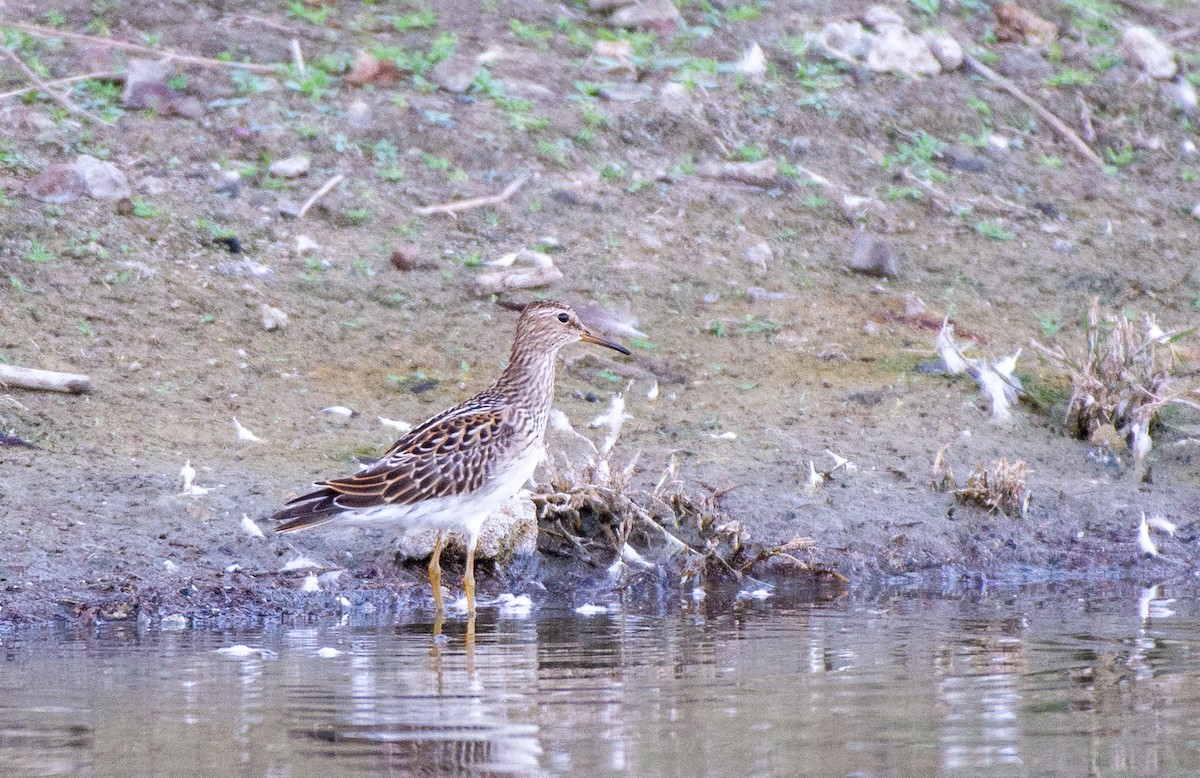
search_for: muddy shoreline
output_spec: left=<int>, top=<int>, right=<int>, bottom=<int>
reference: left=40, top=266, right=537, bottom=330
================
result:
left=4, top=1, right=1200, bottom=625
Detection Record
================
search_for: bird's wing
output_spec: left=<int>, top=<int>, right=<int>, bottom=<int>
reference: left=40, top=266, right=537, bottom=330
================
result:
left=319, top=407, right=515, bottom=509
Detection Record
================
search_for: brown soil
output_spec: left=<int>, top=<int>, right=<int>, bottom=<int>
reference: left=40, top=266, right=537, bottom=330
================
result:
left=2, top=0, right=1199, bottom=624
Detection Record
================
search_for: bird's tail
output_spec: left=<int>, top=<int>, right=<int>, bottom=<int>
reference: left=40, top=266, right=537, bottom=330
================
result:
left=272, top=488, right=342, bottom=532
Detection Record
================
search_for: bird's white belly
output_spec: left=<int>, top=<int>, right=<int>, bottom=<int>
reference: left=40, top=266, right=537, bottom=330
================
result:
left=335, top=445, right=543, bottom=538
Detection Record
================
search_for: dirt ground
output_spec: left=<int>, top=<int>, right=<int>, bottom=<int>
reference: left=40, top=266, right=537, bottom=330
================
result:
left=2, top=0, right=1200, bottom=624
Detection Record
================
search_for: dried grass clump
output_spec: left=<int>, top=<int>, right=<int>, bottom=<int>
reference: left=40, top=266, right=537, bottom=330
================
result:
left=954, top=458, right=1031, bottom=518
left=1031, top=299, right=1200, bottom=458
left=533, top=394, right=840, bottom=585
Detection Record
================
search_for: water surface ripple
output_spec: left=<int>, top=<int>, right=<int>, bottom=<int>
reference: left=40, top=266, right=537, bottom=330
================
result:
left=1, top=584, right=1197, bottom=776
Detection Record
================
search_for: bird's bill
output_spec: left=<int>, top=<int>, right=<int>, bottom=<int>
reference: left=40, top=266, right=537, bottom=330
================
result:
left=580, top=328, right=631, bottom=355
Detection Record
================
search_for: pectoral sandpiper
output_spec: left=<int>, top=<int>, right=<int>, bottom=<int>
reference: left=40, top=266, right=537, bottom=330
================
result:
left=271, top=301, right=630, bottom=615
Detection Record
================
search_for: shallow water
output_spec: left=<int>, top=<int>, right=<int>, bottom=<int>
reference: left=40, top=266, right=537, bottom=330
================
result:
left=1, top=583, right=1198, bottom=777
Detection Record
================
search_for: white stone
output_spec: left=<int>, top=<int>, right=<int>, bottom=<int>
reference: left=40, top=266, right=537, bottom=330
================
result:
left=863, top=5, right=905, bottom=29
left=269, top=155, right=311, bottom=178
left=295, top=235, right=319, bottom=256
left=74, top=155, right=132, bottom=199
left=925, top=32, right=963, bottom=71
left=745, top=241, right=773, bottom=271
left=260, top=303, right=288, bottom=331
left=818, top=21, right=870, bottom=59
left=610, top=0, right=681, bottom=29
left=866, top=26, right=941, bottom=76
left=1122, top=26, right=1176, bottom=80
left=658, top=82, right=694, bottom=116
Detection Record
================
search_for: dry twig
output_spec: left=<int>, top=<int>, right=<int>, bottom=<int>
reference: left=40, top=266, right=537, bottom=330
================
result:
left=0, top=47, right=113, bottom=126
left=1030, top=298, right=1199, bottom=458
left=296, top=173, right=345, bottom=219
left=965, top=54, right=1103, bottom=167
left=414, top=176, right=529, bottom=218
left=534, top=394, right=840, bottom=585
left=955, top=458, right=1031, bottom=518
left=0, top=364, right=91, bottom=394
left=3, top=21, right=277, bottom=73
left=0, top=70, right=121, bottom=101
left=290, top=39, right=305, bottom=76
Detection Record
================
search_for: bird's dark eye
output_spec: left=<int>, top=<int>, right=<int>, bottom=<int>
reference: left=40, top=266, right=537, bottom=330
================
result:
left=557, top=312, right=570, bottom=323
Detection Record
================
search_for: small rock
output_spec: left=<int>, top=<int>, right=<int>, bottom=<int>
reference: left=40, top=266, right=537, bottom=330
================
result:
left=74, top=155, right=131, bottom=200
left=610, top=0, right=682, bottom=31
left=996, top=46, right=1053, bottom=80
left=849, top=233, right=899, bottom=277
left=26, top=163, right=84, bottom=203
left=269, top=155, right=310, bottom=179
left=818, top=21, right=870, bottom=59
left=346, top=99, right=371, bottom=130
left=1123, top=26, right=1176, bottom=80
left=598, top=82, right=653, bottom=102
left=277, top=199, right=301, bottom=218
left=863, top=5, right=904, bottom=29
left=1191, top=203, right=1200, bottom=221
left=744, top=241, right=773, bottom=271
left=260, top=304, right=288, bottom=331
left=295, top=235, right=319, bottom=256
left=139, top=176, right=169, bottom=195
left=217, top=258, right=275, bottom=281
left=943, top=146, right=988, bottom=173
left=925, top=32, right=963, bottom=71
left=504, top=80, right=557, bottom=102
left=787, top=136, right=813, bottom=154
left=430, top=53, right=479, bottom=94
left=123, top=59, right=172, bottom=110
left=213, top=169, right=241, bottom=197
left=658, top=82, right=694, bottom=115
left=170, top=95, right=205, bottom=119
left=994, top=2, right=1058, bottom=46
left=345, top=50, right=401, bottom=87
left=471, top=264, right=563, bottom=295
left=866, top=26, right=941, bottom=76
left=902, top=292, right=925, bottom=317
left=1170, top=78, right=1198, bottom=115
left=390, top=243, right=433, bottom=270
left=593, top=38, right=634, bottom=65
left=1051, top=238, right=1078, bottom=254
left=697, top=158, right=778, bottom=187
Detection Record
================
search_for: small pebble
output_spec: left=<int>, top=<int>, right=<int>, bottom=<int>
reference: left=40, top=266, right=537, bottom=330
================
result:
left=75, top=155, right=131, bottom=200
left=269, top=155, right=310, bottom=179
left=26, top=163, right=84, bottom=203
left=849, top=233, right=899, bottom=277
left=260, top=304, right=288, bottom=332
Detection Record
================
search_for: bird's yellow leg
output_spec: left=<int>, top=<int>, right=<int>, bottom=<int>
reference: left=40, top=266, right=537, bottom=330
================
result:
left=428, top=531, right=445, bottom=612
left=464, top=537, right=477, bottom=617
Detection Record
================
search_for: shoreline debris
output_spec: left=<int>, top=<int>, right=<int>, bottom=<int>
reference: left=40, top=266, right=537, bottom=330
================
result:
left=414, top=175, right=529, bottom=218
left=955, top=458, right=1031, bottom=518
left=936, top=320, right=1023, bottom=420
left=0, top=364, right=92, bottom=395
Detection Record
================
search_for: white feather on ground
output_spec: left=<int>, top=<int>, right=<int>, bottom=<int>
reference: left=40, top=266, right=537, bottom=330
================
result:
left=240, top=514, right=265, bottom=539
left=1138, top=513, right=1159, bottom=556
left=232, top=416, right=262, bottom=442
left=936, top=321, right=1023, bottom=420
